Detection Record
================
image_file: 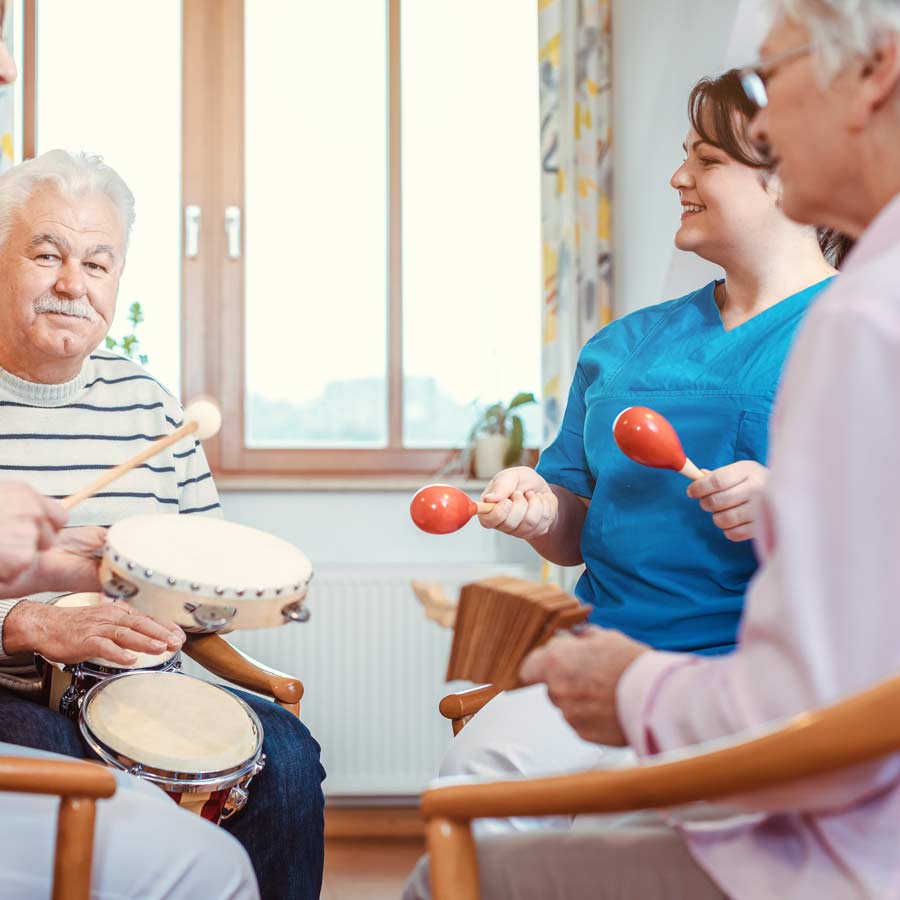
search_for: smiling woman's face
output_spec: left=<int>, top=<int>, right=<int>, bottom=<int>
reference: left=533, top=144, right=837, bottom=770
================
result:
left=668, top=125, right=780, bottom=266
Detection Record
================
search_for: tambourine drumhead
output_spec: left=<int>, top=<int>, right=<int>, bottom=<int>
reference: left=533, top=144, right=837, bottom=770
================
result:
left=105, top=515, right=312, bottom=601
left=52, top=593, right=177, bottom=669
left=81, top=672, right=260, bottom=773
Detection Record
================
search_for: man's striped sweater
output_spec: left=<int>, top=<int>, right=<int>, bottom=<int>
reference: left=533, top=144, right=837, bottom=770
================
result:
left=0, top=351, right=221, bottom=664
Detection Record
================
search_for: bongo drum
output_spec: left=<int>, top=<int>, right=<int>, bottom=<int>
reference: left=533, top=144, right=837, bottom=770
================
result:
left=38, top=593, right=181, bottom=721
left=99, top=514, right=313, bottom=632
left=79, top=670, right=265, bottom=823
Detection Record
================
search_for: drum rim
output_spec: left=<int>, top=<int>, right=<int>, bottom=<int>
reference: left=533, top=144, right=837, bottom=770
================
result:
left=103, top=515, right=313, bottom=603
left=78, top=671, right=265, bottom=793
left=36, top=650, right=181, bottom=677
left=74, top=651, right=181, bottom=676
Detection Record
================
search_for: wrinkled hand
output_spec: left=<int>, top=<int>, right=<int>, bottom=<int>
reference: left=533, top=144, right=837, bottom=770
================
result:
left=0, top=526, right=107, bottom=599
left=478, top=467, right=559, bottom=540
left=0, top=483, right=68, bottom=583
left=519, top=626, right=650, bottom=745
left=687, top=461, right=768, bottom=542
left=3, top=598, right=185, bottom=666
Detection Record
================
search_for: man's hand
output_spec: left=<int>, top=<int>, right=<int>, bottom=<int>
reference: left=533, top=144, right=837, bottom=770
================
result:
left=0, top=484, right=68, bottom=583
left=0, top=526, right=106, bottom=599
left=519, top=626, right=650, bottom=745
left=478, top=467, right=559, bottom=540
left=687, top=461, right=769, bottom=542
left=3, top=599, right=185, bottom=666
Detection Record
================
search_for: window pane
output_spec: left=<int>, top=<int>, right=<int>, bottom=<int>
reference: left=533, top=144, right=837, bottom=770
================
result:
left=244, top=1, right=388, bottom=448
left=36, top=0, right=183, bottom=398
left=401, top=1, right=542, bottom=449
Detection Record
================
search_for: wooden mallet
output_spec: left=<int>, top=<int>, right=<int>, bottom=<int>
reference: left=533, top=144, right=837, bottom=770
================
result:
left=62, top=398, right=222, bottom=511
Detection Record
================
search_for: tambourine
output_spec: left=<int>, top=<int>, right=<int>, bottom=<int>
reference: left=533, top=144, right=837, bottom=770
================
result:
left=100, top=514, right=313, bottom=632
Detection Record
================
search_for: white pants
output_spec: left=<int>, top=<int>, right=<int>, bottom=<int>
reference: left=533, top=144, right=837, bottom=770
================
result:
left=0, top=741, right=259, bottom=900
left=405, top=685, right=726, bottom=899
left=439, top=683, right=634, bottom=833
left=403, top=811, right=726, bottom=900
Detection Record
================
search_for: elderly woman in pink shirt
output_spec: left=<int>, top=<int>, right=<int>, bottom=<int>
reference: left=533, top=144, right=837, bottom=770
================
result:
left=406, top=2, right=900, bottom=898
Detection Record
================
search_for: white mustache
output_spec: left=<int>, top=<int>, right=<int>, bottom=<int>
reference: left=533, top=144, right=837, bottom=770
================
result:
left=33, top=294, right=99, bottom=322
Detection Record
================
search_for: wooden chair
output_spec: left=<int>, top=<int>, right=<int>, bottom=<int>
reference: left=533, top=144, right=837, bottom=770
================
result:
left=424, top=673, right=900, bottom=900
left=0, top=753, right=116, bottom=900
left=439, top=684, right=500, bottom=735
left=183, top=633, right=304, bottom=717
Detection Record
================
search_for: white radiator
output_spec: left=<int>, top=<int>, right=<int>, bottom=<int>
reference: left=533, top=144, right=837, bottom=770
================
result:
left=180, top=564, right=536, bottom=797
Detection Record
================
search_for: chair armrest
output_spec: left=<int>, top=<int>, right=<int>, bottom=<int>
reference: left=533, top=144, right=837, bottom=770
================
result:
left=0, top=756, right=117, bottom=900
left=0, top=755, right=116, bottom=798
left=184, top=634, right=304, bottom=715
left=425, top=675, right=900, bottom=900
left=424, top=673, right=900, bottom=822
left=439, top=684, right=501, bottom=734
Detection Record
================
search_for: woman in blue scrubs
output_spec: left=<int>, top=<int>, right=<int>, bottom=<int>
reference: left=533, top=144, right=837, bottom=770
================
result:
left=481, top=69, right=849, bottom=657
left=435, top=71, right=852, bottom=822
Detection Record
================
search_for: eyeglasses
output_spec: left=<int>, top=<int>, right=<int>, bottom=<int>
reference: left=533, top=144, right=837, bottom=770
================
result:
left=739, top=42, right=816, bottom=111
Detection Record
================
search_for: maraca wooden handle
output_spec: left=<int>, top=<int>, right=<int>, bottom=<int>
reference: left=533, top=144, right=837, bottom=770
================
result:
left=475, top=502, right=495, bottom=514
left=679, top=459, right=704, bottom=481
left=62, top=422, right=198, bottom=511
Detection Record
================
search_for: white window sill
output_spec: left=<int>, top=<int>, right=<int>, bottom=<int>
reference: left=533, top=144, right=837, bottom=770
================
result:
left=215, top=475, right=490, bottom=493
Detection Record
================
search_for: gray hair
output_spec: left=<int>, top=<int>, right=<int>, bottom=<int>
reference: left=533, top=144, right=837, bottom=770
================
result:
left=775, top=0, right=900, bottom=77
left=0, top=149, right=135, bottom=252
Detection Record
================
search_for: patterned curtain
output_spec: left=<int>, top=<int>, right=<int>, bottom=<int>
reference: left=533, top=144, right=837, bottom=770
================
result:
left=0, top=2, right=14, bottom=172
left=538, top=0, right=613, bottom=446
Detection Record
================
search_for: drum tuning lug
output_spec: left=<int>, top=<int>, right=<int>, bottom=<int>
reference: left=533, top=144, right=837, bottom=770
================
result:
left=221, top=785, right=250, bottom=820
left=144, top=569, right=153, bottom=578
left=190, top=582, right=201, bottom=592
left=167, top=576, right=177, bottom=586
left=128, top=764, right=144, bottom=777
left=282, top=602, right=311, bottom=624
left=256, top=589, right=264, bottom=598
left=214, top=586, right=225, bottom=596
left=59, top=685, right=81, bottom=721
left=235, top=589, right=245, bottom=597
left=126, top=562, right=135, bottom=571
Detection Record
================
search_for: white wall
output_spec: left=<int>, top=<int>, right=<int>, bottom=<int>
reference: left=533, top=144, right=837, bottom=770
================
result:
left=219, top=488, right=540, bottom=570
left=612, top=0, right=768, bottom=313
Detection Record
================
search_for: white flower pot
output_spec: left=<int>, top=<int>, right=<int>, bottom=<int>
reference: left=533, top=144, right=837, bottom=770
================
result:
left=473, top=434, right=511, bottom=480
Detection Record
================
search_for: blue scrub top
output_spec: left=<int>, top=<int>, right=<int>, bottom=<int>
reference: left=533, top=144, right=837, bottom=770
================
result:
left=536, top=277, right=833, bottom=656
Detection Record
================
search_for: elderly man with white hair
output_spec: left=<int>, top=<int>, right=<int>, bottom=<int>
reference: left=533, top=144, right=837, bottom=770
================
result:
left=0, top=150, right=325, bottom=900
left=407, top=1, right=900, bottom=898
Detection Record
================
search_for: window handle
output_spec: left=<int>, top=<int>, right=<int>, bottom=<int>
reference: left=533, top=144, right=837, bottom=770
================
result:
left=184, top=205, right=201, bottom=258
left=225, top=206, right=242, bottom=259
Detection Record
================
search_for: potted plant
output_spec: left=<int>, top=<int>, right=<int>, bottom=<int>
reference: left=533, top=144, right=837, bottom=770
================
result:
left=105, top=301, right=148, bottom=364
left=469, top=392, right=537, bottom=479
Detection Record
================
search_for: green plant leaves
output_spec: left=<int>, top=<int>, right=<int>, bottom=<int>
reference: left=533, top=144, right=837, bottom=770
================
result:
left=504, top=414, right=524, bottom=465
left=508, top=391, right=536, bottom=410
left=106, top=301, right=148, bottom=363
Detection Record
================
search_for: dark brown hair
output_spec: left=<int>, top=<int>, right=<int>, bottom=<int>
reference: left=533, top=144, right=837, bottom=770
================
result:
left=688, top=69, right=853, bottom=268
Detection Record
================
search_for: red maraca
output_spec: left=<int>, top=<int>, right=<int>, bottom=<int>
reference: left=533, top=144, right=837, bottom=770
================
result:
left=410, top=484, right=496, bottom=534
left=612, top=407, right=703, bottom=480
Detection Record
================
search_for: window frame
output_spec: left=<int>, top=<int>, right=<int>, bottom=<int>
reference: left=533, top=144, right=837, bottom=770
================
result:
left=25, top=0, right=535, bottom=480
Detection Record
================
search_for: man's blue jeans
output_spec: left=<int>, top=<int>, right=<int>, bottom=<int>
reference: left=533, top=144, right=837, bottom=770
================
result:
left=0, top=685, right=326, bottom=900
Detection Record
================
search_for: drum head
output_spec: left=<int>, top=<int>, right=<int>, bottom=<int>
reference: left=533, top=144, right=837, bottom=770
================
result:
left=52, top=593, right=177, bottom=669
left=105, top=514, right=312, bottom=599
left=81, top=672, right=261, bottom=774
